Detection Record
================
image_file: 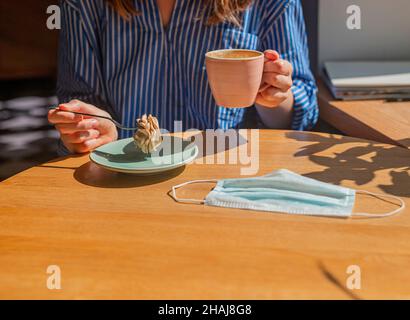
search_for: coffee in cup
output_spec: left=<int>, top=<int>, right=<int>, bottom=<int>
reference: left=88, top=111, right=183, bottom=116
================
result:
left=205, top=49, right=264, bottom=108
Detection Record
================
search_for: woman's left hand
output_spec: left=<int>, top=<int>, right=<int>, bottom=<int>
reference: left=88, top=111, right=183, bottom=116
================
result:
left=256, top=50, right=294, bottom=108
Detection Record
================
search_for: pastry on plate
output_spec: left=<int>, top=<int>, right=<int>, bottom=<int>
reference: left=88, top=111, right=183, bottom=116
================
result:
left=133, top=114, right=162, bottom=154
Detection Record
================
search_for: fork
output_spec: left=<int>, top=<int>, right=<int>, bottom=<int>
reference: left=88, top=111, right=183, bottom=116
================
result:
left=49, top=105, right=138, bottom=131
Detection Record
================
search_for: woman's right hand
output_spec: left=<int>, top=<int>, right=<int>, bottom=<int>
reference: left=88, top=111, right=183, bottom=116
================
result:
left=48, top=100, right=118, bottom=153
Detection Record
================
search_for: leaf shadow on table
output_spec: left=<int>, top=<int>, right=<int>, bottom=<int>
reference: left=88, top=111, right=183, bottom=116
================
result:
left=73, top=161, right=186, bottom=188
left=286, top=132, right=410, bottom=197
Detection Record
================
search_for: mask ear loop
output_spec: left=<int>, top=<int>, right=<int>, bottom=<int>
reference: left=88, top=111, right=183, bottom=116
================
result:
left=171, top=180, right=218, bottom=204
left=354, top=190, right=406, bottom=218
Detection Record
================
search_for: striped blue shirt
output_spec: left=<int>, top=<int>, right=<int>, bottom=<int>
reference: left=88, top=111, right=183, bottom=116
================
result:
left=57, top=0, right=318, bottom=139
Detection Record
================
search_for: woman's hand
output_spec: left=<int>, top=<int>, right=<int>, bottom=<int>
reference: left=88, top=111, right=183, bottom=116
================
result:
left=48, top=100, right=118, bottom=153
left=256, top=50, right=294, bottom=108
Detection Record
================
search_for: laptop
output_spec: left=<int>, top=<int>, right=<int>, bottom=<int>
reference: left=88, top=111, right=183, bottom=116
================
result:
left=324, top=61, right=410, bottom=100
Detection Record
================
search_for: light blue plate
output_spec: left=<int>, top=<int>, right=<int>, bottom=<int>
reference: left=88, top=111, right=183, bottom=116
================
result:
left=90, top=136, right=198, bottom=174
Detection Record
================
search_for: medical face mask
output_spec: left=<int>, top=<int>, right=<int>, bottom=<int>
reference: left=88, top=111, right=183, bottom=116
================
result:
left=171, top=169, right=405, bottom=218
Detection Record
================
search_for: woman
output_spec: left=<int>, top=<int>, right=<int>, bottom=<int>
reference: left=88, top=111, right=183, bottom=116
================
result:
left=49, top=0, right=318, bottom=154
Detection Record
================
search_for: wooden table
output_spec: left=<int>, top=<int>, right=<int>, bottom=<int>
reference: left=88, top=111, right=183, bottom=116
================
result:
left=1, top=130, right=410, bottom=299
left=318, top=81, right=410, bottom=149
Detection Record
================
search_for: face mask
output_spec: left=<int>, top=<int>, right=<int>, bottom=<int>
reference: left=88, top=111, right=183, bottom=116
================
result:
left=171, top=169, right=405, bottom=218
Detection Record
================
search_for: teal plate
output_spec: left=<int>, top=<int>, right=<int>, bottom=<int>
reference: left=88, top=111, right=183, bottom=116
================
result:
left=90, top=136, right=198, bottom=174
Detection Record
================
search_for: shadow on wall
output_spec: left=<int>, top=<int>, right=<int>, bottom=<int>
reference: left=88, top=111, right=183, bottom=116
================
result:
left=286, top=132, right=410, bottom=197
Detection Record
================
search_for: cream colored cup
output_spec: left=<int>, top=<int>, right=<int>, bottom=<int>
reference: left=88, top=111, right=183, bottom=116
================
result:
left=205, top=49, right=264, bottom=108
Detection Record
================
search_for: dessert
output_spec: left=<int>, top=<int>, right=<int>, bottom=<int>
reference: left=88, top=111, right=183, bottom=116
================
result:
left=133, top=114, right=162, bottom=154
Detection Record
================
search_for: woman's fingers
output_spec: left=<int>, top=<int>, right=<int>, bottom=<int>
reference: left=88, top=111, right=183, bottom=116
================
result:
left=60, top=129, right=100, bottom=144
left=48, top=108, right=83, bottom=124
left=58, top=99, right=99, bottom=114
left=264, top=59, right=293, bottom=75
left=260, top=54, right=293, bottom=104
left=256, top=93, right=277, bottom=108
left=51, top=99, right=117, bottom=153
left=259, top=83, right=271, bottom=92
left=262, top=73, right=293, bottom=92
left=55, top=119, right=98, bottom=134
left=82, top=135, right=113, bottom=150
left=69, top=135, right=114, bottom=154
left=48, top=99, right=96, bottom=124
left=264, top=50, right=280, bottom=62
left=257, top=87, right=289, bottom=104
left=49, top=99, right=107, bottom=124
left=81, top=113, right=115, bottom=133
left=51, top=100, right=114, bottom=135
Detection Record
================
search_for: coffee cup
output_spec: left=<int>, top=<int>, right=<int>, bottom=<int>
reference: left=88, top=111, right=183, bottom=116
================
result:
left=205, top=49, right=264, bottom=108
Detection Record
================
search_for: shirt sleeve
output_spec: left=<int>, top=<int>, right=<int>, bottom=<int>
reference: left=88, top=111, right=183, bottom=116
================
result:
left=56, top=0, right=112, bottom=155
left=259, top=0, right=319, bottom=131
left=57, top=0, right=110, bottom=106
